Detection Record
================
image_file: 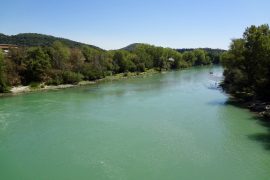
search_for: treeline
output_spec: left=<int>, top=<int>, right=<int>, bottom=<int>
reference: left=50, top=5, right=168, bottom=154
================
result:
left=123, top=44, right=225, bottom=64
left=177, top=48, right=226, bottom=64
left=0, top=42, right=219, bottom=93
left=221, top=24, right=270, bottom=101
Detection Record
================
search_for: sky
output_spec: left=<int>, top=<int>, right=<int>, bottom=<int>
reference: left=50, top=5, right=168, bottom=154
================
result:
left=1, top=0, right=270, bottom=50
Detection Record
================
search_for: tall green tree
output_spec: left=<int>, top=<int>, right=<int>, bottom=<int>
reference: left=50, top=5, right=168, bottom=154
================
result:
left=171, top=52, right=183, bottom=69
left=183, top=51, right=196, bottom=66
left=221, top=24, right=270, bottom=100
left=70, top=48, right=85, bottom=73
left=113, top=51, right=130, bottom=73
left=193, top=49, right=210, bottom=65
left=50, top=41, right=70, bottom=70
left=0, top=50, right=8, bottom=92
left=134, top=45, right=153, bottom=69
left=6, top=48, right=28, bottom=85
left=24, top=47, right=51, bottom=83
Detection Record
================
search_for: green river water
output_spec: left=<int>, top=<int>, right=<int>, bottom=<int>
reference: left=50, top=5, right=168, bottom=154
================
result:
left=0, top=66, right=270, bottom=180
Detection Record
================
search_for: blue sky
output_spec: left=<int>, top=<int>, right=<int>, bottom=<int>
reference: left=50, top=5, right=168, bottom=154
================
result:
left=1, top=0, right=269, bottom=50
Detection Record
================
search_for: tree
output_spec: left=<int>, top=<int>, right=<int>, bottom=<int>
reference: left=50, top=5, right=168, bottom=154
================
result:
left=221, top=24, right=270, bottom=100
left=5, top=48, right=27, bottom=86
left=81, top=46, right=105, bottom=77
left=183, top=51, right=196, bottom=66
left=171, top=52, right=183, bottom=69
left=126, top=53, right=137, bottom=72
left=0, top=34, right=218, bottom=93
left=24, top=47, right=51, bottom=83
left=0, top=50, right=8, bottom=92
left=70, top=48, right=85, bottom=73
left=134, top=45, right=153, bottom=69
left=243, top=24, right=270, bottom=96
left=193, top=49, right=210, bottom=65
left=50, top=41, right=70, bottom=70
left=113, top=51, right=129, bottom=73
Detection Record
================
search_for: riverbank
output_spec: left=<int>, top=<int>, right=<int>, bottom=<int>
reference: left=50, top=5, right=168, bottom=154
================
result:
left=247, top=101, right=270, bottom=120
left=227, top=97, right=270, bottom=120
left=1, top=69, right=159, bottom=96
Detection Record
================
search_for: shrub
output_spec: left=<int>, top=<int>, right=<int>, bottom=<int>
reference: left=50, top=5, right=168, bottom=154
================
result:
left=137, top=63, right=146, bottom=72
left=46, top=70, right=64, bottom=85
left=30, top=82, right=40, bottom=89
left=81, top=63, right=104, bottom=80
left=62, top=71, right=83, bottom=84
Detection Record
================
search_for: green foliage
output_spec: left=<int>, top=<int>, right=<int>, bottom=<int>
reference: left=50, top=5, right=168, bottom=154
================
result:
left=46, top=70, right=83, bottom=85
left=70, top=48, right=85, bottom=73
left=5, top=48, right=28, bottom=85
left=24, top=47, right=51, bottom=84
left=81, top=63, right=104, bottom=81
left=113, top=51, right=131, bottom=73
left=137, top=63, right=146, bottom=72
left=221, top=24, right=270, bottom=100
left=133, top=45, right=153, bottom=68
left=0, top=36, right=218, bottom=93
left=49, top=41, right=71, bottom=69
left=183, top=51, right=196, bottom=66
left=62, top=71, right=83, bottom=84
left=0, top=33, right=101, bottom=49
left=177, top=48, right=225, bottom=64
left=193, top=49, right=211, bottom=65
left=0, top=50, right=8, bottom=92
left=81, top=46, right=107, bottom=77
left=46, top=70, right=64, bottom=85
left=29, top=82, right=41, bottom=89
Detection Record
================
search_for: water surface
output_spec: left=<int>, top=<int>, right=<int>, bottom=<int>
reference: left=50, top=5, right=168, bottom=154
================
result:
left=0, top=66, right=270, bottom=180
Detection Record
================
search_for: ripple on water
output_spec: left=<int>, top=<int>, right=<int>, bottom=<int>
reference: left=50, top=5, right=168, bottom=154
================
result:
left=0, top=112, right=10, bottom=131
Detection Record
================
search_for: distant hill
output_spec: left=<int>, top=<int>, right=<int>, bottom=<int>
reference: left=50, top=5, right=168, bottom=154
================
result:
left=0, top=33, right=102, bottom=50
left=121, top=43, right=146, bottom=51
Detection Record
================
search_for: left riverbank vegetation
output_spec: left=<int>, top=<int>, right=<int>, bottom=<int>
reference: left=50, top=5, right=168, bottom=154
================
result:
left=221, top=24, right=270, bottom=118
left=0, top=34, right=224, bottom=93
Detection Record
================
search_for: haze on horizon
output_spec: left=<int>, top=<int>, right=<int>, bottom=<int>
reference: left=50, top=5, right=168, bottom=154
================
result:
left=1, top=0, right=270, bottom=50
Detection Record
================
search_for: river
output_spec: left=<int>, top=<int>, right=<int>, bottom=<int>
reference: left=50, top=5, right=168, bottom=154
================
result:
left=0, top=66, right=270, bottom=180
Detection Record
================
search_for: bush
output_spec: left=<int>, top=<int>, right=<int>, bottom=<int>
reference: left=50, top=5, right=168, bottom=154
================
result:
left=46, top=70, right=64, bottom=85
left=62, top=71, right=83, bottom=84
left=30, top=82, right=40, bottom=89
left=137, top=63, right=146, bottom=72
left=81, top=63, right=104, bottom=80
left=124, top=72, right=129, bottom=77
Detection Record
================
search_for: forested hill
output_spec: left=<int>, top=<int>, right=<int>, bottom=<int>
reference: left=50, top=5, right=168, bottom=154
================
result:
left=0, top=33, right=102, bottom=50
left=121, top=43, right=143, bottom=51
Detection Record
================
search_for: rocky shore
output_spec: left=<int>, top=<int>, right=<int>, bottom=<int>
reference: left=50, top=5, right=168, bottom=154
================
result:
left=248, top=101, right=270, bottom=120
left=230, top=98, right=270, bottom=120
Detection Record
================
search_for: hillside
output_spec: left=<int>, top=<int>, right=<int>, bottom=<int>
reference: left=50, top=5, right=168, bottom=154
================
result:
left=121, top=43, right=144, bottom=51
left=0, top=33, right=102, bottom=50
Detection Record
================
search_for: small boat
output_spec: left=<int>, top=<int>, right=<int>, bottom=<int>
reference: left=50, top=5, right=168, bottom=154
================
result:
left=209, top=72, right=213, bottom=75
